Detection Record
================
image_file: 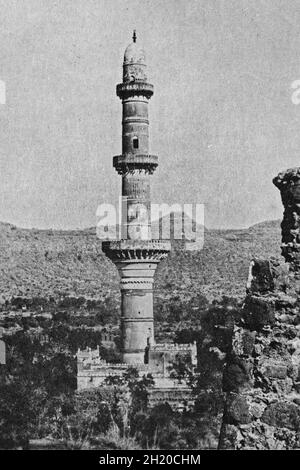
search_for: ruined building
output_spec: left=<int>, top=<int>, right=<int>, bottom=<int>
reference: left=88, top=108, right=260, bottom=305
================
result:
left=77, top=33, right=196, bottom=406
left=219, top=168, right=300, bottom=450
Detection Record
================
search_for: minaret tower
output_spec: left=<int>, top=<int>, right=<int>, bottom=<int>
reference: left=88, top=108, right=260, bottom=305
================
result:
left=102, top=32, right=170, bottom=364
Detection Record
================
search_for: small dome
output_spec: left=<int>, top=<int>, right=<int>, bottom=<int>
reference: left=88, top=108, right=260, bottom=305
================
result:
left=123, top=33, right=146, bottom=65
left=122, top=32, right=147, bottom=83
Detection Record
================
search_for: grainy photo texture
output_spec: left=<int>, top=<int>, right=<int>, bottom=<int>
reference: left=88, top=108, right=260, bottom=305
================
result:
left=0, top=0, right=300, bottom=455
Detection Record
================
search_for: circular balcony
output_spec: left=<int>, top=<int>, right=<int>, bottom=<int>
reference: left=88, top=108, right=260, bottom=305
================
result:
left=116, top=82, right=154, bottom=100
left=113, top=154, right=158, bottom=175
left=102, top=239, right=171, bottom=262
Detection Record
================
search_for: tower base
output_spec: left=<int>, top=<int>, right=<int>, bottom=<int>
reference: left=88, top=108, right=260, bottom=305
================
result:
left=102, top=240, right=171, bottom=364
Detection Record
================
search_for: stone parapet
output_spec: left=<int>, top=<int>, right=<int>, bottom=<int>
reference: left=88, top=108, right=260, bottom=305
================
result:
left=116, top=82, right=154, bottom=100
left=102, top=239, right=171, bottom=251
left=102, top=239, right=171, bottom=262
left=152, top=342, right=196, bottom=351
left=113, top=154, right=158, bottom=175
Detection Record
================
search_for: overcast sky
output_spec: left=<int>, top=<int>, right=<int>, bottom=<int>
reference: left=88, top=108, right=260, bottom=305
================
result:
left=1, top=0, right=300, bottom=229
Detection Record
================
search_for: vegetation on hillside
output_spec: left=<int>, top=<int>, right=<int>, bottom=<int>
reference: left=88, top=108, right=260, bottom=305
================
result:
left=0, top=220, right=281, bottom=303
left=0, top=219, right=281, bottom=449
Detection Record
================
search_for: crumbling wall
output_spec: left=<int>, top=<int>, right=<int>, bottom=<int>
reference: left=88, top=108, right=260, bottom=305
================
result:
left=273, top=168, right=300, bottom=270
left=219, top=168, right=300, bottom=450
left=219, top=260, right=300, bottom=449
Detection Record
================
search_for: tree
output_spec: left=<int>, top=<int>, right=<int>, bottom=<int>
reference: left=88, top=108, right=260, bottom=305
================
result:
left=0, top=378, right=34, bottom=449
left=41, top=389, right=113, bottom=449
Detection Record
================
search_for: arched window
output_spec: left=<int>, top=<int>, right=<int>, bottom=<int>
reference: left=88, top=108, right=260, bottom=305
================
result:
left=133, top=137, right=139, bottom=149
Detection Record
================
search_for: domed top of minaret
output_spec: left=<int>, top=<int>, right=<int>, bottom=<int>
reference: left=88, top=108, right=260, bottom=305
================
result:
left=123, top=31, right=147, bottom=82
left=123, top=30, right=146, bottom=64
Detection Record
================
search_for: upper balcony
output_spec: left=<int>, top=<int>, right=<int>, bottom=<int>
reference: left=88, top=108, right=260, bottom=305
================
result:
left=113, top=154, right=158, bottom=175
left=116, top=82, right=154, bottom=100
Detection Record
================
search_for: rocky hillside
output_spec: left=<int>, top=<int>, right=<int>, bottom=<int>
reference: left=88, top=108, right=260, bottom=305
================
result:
left=0, top=220, right=282, bottom=303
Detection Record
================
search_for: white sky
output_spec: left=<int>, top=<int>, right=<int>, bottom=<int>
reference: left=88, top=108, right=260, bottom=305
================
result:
left=0, top=0, right=300, bottom=229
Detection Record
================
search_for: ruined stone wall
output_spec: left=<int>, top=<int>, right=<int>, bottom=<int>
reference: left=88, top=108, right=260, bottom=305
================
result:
left=219, top=263, right=300, bottom=449
left=219, top=168, right=300, bottom=450
left=273, top=168, right=300, bottom=271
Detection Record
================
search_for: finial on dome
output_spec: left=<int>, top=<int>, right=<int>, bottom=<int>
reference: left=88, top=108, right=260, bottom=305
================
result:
left=133, top=30, right=137, bottom=43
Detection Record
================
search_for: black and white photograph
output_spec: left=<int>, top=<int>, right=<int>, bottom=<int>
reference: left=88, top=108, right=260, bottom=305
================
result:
left=0, top=0, right=300, bottom=459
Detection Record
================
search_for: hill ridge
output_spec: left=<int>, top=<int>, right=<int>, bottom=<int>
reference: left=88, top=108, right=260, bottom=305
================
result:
left=0, top=219, right=282, bottom=301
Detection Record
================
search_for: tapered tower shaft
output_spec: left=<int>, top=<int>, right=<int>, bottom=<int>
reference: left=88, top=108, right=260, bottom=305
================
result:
left=103, top=34, right=170, bottom=364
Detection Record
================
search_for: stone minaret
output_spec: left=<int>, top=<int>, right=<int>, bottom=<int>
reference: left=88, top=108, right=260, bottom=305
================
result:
left=102, top=32, right=170, bottom=364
